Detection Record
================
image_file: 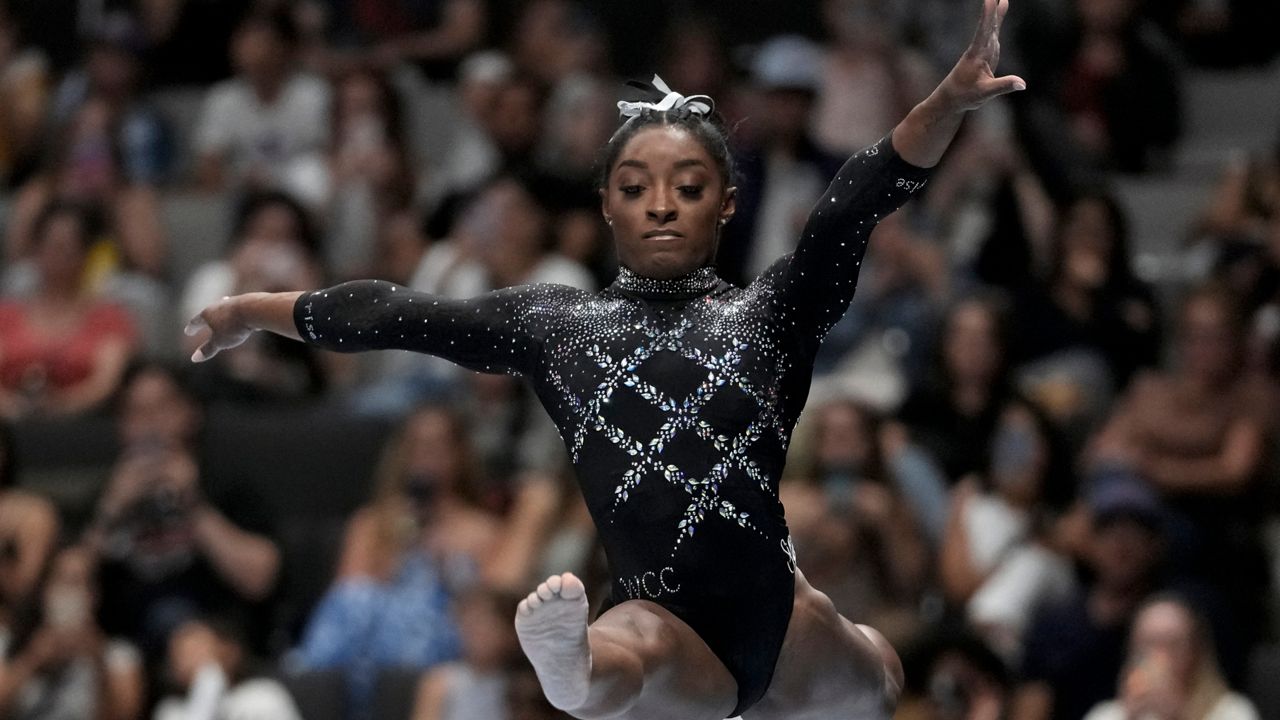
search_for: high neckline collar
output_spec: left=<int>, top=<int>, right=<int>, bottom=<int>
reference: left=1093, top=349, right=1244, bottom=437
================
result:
left=613, top=266, right=722, bottom=299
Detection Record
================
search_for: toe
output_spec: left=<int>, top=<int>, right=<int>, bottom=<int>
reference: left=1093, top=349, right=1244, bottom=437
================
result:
left=536, top=582, right=554, bottom=601
left=559, top=572, right=586, bottom=600
left=547, top=575, right=563, bottom=594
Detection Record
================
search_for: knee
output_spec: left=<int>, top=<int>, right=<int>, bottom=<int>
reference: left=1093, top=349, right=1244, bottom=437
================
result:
left=855, top=624, right=903, bottom=707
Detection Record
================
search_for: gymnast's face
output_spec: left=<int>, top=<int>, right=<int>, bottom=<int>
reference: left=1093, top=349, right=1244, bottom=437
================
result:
left=603, top=126, right=735, bottom=280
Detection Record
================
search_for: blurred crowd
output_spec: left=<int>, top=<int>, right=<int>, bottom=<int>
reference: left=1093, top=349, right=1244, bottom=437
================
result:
left=0, top=0, right=1278, bottom=719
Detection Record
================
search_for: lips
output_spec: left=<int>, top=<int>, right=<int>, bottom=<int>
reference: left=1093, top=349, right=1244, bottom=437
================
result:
left=643, top=229, right=684, bottom=240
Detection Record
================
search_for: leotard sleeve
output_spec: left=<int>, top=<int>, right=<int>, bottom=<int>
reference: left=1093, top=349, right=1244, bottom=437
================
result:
left=292, top=278, right=583, bottom=376
left=760, top=133, right=931, bottom=354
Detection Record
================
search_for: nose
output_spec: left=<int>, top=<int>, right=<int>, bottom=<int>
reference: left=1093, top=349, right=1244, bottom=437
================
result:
left=646, top=186, right=678, bottom=224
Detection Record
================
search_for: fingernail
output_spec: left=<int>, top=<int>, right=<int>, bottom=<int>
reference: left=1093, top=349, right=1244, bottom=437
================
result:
left=191, top=349, right=205, bottom=363
left=1014, top=81, right=1027, bottom=91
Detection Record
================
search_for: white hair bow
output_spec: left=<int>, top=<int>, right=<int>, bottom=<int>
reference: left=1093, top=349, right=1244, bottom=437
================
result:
left=616, top=75, right=714, bottom=119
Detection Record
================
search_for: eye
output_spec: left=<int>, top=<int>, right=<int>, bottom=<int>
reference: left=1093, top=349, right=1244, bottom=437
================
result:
left=678, top=185, right=704, bottom=198
left=619, top=185, right=643, bottom=196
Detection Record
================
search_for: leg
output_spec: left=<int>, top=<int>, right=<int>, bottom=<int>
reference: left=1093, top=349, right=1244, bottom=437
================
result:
left=515, top=572, right=738, bottom=720
left=745, top=569, right=899, bottom=720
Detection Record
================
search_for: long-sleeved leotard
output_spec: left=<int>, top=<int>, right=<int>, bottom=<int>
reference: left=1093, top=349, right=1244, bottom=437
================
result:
left=294, top=134, right=929, bottom=716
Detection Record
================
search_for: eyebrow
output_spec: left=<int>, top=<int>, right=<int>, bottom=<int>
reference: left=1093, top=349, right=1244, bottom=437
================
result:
left=615, top=158, right=710, bottom=171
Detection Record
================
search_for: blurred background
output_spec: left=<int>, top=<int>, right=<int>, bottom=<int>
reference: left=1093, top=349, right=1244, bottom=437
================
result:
left=0, top=0, right=1277, bottom=718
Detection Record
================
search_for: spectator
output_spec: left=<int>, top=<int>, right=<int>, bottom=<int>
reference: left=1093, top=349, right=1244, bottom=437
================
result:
left=0, top=202, right=139, bottom=420
left=1012, top=477, right=1168, bottom=720
left=1090, top=283, right=1271, bottom=626
left=412, top=587, right=523, bottom=720
left=1032, top=0, right=1182, bottom=173
left=0, top=6, right=51, bottom=190
left=181, top=191, right=328, bottom=403
left=718, top=35, right=844, bottom=286
left=5, top=98, right=168, bottom=281
left=1083, top=595, right=1258, bottom=720
left=194, top=8, right=330, bottom=204
left=898, top=629, right=1012, bottom=720
left=154, top=618, right=301, bottom=720
left=50, top=11, right=174, bottom=185
left=811, top=0, right=935, bottom=155
left=325, top=68, right=415, bottom=279
left=938, top=404, right=1075, bottom=661
left=84, top=362, right=281, bottom=660
left=326, top=0, right=488, bottom=82
left=295, top=404, right=501, bottom=718
left=0, top=546, right=145, bottom=720
left=1010, top=190, right=1161, bottom=392
left=782, top=397, right=929, bottom=643
left=892, top=293, right=1025, bottom=485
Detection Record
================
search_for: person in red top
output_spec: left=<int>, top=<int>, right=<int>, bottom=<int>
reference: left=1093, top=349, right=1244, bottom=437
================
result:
left=0, top=201, right=137, bottom=419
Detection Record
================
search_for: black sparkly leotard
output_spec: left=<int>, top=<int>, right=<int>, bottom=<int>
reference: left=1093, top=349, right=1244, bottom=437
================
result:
left=294, top=135, right=929, bottom=716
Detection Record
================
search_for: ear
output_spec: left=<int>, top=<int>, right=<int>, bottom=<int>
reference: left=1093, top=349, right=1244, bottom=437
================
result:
left=719, top=186, right=738, bottom=226
left=599, top=187, right=612, bottom=226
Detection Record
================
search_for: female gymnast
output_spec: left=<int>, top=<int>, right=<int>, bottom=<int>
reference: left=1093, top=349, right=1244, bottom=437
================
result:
left=187, top=2, right=1024, bottom=717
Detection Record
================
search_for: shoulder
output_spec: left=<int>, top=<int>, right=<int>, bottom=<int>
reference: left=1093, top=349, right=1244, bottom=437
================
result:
left=203, top=79, right=248, bottom=109
left=1208, top=692, right=1260, bottom=720
left=1081, top=700, right=1124, bottom=720
left=286, top=74, right=331, bottom=105
left=225, top=678, right=303, bottom=718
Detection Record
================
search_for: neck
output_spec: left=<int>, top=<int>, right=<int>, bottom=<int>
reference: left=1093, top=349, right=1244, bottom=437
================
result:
left=614, top=265, right=720, bottom=298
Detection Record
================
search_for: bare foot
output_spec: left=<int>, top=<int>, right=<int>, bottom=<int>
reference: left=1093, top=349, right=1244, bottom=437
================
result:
left=514, top=572, right=591, bottom=711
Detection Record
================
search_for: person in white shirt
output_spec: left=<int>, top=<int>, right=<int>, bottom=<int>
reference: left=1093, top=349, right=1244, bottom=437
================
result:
left=194, top=8, right=330, bottom=206
left=154, top=619, right=301, bottom=720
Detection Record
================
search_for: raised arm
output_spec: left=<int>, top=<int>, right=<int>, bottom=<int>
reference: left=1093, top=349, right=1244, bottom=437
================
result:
left=770, top=0, right=1024, bottom=346
left=187, top=279, right=581, bottom=376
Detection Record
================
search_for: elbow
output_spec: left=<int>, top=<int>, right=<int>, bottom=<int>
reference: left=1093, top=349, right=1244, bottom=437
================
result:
left=242, top=547, right=282, bottom=602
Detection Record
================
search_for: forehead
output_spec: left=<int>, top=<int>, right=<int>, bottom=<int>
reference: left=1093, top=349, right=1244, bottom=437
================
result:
left=613, top=126, right=716, bottom=173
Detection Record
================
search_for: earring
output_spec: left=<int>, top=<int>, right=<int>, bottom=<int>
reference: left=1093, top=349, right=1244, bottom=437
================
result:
left=718, top=218, right=727, bottom=226
left=606, top=218, right=613, bottom=226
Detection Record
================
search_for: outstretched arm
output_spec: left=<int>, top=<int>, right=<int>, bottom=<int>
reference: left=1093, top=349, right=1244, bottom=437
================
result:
left=187, top=280, right=583, bottom=376
left=770, top=0, right=1024, bottom=346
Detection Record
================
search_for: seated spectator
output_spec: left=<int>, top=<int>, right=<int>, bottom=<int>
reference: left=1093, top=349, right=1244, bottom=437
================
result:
left=0, top=202, right=138, bottom=420
left=412, top=587, right=523, bottom=720
left=352, top=176, right=592, bottom=415
left=1010, top=190, right=1161, bottom=394
left=1090, top=283, right=1271, bottom=626
left=0, top=421, right=59, bottom=644
left=325, top=0, right=487, bottom=82
left=295, top=404, right=501, bottom=718
left=0, top=546, right=144, bottom=720
left=194, top=8, right=330, bottom=204
left=1030, top=0, right=1181, bottom=173
left=1012, top=478, right=1168, bottom=720
left=811, top=0, right=935, bottom=155
left=894, top=294, right=1020, bottom=480
left=83, top=362, right=281, bottom=660
left=898, top=629, right=1012, bottom=720
left=325, top=68, right=415, bottom=279
left=5, top=97, right=167, bottom=281
left=50, top=11, right=173, bottom=185
left=1083, top=595, right=1258, bottom=720
left=783, top=397, right=929, bottom=642
left=0, top=7, right=50, bottom=190
left=154, top=618, right=301, bottom=720
left=181, top=191, right=328, bottom=402
left=718, top=35, right=844, bottom=287
left=939, top=404, right=1076, bottom=661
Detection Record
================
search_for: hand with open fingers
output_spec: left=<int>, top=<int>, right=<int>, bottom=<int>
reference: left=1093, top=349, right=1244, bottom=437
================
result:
left=185, top=296, right=254, bottom=363
left=937, top=0, right=1026, bottom=113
